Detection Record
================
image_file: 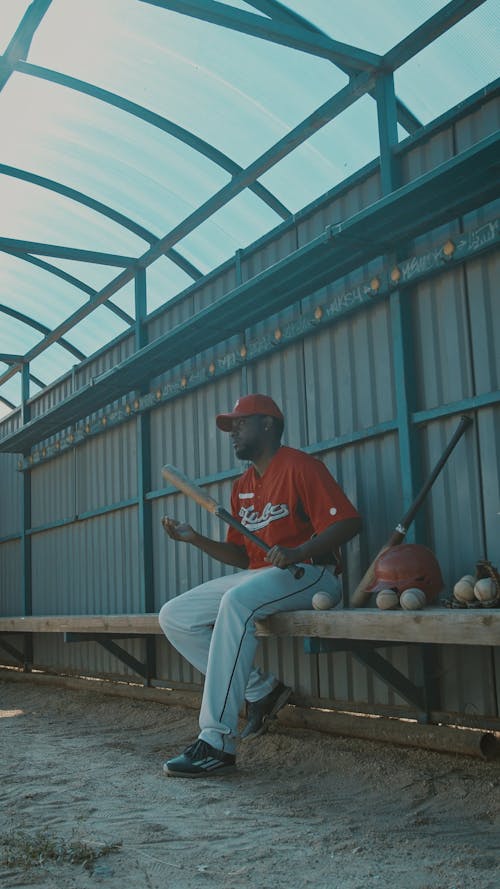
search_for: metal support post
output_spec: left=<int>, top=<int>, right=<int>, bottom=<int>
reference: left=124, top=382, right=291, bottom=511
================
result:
left=135, top=269, right=156, bottom=685
left=21, top=362, right=33, bottom=670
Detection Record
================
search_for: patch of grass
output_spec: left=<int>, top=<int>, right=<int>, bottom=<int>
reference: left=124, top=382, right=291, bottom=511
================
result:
left=1, top=829, right=122, bottom=870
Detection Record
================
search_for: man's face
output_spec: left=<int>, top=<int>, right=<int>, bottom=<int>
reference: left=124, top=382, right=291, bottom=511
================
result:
left=230, top=415, right=267, bottom=461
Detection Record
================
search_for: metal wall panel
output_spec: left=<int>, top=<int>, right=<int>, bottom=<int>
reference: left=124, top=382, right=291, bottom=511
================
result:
left=30, top=508, right=141, bottom=616
left=454, top=92, right=500, bottom=153
left=410, top=267, right=473, bottom=411
left=466, top=250, right=500, bottom=395
left=29, top=373, right=74, bottom=420
left=30, top=450, right=76, bottom=528
left=439, top=646, right=498, bottom=720
left=76, top=422, right=138, bottom=515
left=242, top=221, right=297, bottom=279
left=74, top=335, right=136, bottom=388
left=0, top=409, right=21, bottom=436
left=150, top=390, right=203, bottom=490
left=0, top=539, right=22, bottom=615
left=147, top=260, right=236, bottom=342
left=419, top=416, right=484, bottom=588
left=303, top=304, right=395, bottom=440
left=0, top=453, right=21, bottom=537
left=477, top=405, right=500, bottom=561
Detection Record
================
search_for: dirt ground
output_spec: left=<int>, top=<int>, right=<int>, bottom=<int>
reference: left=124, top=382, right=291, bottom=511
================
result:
left=1, top=676, right=499, bottom=889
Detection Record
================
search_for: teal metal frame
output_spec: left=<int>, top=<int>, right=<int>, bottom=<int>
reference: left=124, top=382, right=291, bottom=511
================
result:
left=1, top=132, right=497, bottom=454
left=0, top=1, right=492, bottom=404
left=135, top=269, right=157, bottom=684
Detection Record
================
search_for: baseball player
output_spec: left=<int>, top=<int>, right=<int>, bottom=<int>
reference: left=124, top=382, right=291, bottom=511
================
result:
left=159, top=394, right=362, bottom=777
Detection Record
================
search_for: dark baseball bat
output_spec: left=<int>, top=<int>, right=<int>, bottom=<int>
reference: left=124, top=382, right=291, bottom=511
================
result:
left=350, top=414, right=473, bottom=607
left=161, top=464, right=305, bottom=579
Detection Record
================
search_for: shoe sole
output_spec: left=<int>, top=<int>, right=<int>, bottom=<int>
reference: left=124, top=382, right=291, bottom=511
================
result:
left=241, top=686, right=292, bottom=741
left=163, top=764, right=237, bottom=778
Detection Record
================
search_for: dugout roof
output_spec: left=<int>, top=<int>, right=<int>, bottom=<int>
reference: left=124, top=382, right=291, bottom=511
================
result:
left=0, top=0, right=498, bottom=421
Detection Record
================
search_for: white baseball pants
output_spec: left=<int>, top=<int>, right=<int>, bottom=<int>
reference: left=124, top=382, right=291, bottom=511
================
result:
left=159, top=564, right=340, bottom=754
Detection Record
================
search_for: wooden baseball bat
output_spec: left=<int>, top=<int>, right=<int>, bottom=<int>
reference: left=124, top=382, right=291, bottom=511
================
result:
left=350, top=414, right=473, bottom=608
left=161, top=464, right=305, bottom=579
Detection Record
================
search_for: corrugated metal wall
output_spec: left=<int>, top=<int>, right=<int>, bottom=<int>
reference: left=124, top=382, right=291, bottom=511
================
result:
left=0, top=91, right=498, bottom=725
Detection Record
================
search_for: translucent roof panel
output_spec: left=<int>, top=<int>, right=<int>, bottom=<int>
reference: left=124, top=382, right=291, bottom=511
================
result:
left=0, top=0, right=498, bottom=420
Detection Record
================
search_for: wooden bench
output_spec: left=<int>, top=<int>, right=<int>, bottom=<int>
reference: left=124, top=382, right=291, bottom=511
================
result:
left=0, top=614, right=163, bottom=681
left=1, top=608, right=498, bottom=644
left=1, top=609, right=499, bottom=721
left=257, top=608, right=500, bottom=721
left=0, top=614, right=163, bottom=635
left=254, top=607, right=500, bottom=647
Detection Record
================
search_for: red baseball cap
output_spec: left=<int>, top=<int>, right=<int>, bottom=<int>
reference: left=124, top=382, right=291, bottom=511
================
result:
left=216, top=394, right=284, bottom=431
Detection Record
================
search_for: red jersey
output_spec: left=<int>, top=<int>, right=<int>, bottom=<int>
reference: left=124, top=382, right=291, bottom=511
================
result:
left=227, top=446, right=360, bottom=570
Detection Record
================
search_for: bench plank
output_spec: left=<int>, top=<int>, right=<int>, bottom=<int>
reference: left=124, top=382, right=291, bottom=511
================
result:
left=0, top=615, right=163, bottom=635
left=255, top=608, right=500, bottom=646
left=1, top=609, right=498, bottom=646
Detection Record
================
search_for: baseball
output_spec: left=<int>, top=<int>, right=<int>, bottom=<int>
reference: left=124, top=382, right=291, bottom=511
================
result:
left=376, top=589, right=399, bottom=610
left=453, top=575, right=476, bottom=603
left=312, top=590, right=339, bottom=610
left=400, top=587, right=427, bottom=610
left=474, top=577, right=497, bottom=603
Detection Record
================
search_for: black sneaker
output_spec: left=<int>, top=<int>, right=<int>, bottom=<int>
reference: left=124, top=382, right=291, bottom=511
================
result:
left=241, top=682, right=292, bottom=740
left=163, top=739, right=236, bottom=778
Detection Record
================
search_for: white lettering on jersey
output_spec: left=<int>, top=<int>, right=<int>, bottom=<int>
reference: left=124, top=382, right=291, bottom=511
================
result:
left=238, top=492, right=255, bottom=499
left=239, top=501, right=289, bottom=531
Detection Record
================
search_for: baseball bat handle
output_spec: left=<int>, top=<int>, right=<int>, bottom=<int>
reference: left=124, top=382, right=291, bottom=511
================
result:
left=217, top=508, right=305, bottom=579
left=397, top=414, right=473, bottom=532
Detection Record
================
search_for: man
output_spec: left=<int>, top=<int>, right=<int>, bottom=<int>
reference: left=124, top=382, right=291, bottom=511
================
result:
left=159, top=394, right=361, bottom=777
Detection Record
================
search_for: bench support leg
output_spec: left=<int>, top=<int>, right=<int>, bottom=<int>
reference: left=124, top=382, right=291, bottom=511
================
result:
left=304, top=638, right=430, bottom=720
left=64, top=634, right=155, bottom=684
left=0, top=633, right=33, bottom=672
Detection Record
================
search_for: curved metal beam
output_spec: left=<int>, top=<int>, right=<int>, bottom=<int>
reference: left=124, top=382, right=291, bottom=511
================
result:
left=0, top=66, right=380, bottom=392
left=0, top=164, right=203, bottom=281
left=138, top=0, right=381, bottom=70
left=0, top=395, right=16, bottom=410
left=15, top=61, right=291, bottom=222
left=0, top=0, right=52, bottom=91
left=0, top=238, right=136, bottom=267
left=0, top=304, right=86, bottom=361
left=0, top=249, right=134, bottom=326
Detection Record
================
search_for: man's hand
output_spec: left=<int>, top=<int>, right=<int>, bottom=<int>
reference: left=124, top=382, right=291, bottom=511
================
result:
left=161, top=516, right=196, bottom=543
left=265, top=544, right=303, bottom=570
left=161, top=515, right=249, bottom=568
